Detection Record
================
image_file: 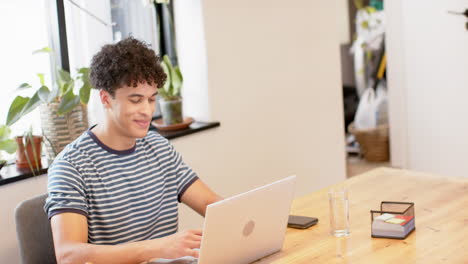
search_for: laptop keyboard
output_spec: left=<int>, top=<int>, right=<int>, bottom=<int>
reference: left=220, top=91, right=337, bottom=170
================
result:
left=147, top=257, right=198, bottom=264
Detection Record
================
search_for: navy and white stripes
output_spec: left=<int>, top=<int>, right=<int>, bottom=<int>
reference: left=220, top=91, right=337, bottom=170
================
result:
left=44, top=128, right=198, bottom=245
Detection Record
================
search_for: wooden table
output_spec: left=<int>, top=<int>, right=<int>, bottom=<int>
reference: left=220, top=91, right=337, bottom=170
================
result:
left=255, top=167, right=468, bottom=264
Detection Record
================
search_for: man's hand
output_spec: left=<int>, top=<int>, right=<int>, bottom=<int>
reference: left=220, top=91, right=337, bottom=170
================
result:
left=157, top=229, right=202, bottom=259
left=52, top=213, right=201, bottom=264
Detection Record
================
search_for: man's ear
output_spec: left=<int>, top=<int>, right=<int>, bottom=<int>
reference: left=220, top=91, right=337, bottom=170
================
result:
left=99, top=90, right=112, bottom=109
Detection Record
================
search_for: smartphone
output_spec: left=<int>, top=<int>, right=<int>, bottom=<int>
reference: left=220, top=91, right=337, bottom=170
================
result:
left=287, top=215, right=319, bottom=229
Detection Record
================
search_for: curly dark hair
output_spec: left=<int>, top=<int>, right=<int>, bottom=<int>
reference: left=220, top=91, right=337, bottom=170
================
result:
left=90, top=37, right=166, bottom=96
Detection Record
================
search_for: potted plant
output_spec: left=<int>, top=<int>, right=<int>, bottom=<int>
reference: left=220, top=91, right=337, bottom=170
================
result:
left=0, top=124, right=17, bottom=173
left=6, top=47, right=92, bottom=160
left=159, top=54, right=184, bottom=125
left=15, top=127, right=43, bottom=174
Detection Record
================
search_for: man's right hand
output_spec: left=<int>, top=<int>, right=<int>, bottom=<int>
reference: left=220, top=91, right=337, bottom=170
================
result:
left=155, top=229, right=202, bottom=259
left=51, top=213, right=203, bottom=264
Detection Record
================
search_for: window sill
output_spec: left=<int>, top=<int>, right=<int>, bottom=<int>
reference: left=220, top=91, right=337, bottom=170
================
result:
left=149, top=117, right=220, bottom=140
left=0, top=118, right=220, bottom=186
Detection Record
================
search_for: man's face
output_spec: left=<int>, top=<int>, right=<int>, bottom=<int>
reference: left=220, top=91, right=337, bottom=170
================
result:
left=103, top=82, right=158, bottom=139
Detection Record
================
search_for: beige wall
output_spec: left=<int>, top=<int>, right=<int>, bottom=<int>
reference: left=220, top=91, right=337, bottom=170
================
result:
left=0, top=1, right=346, bottom=262
left=176, top=0, right=347, bottom=229
left=0, top=174, right=48, bottom=262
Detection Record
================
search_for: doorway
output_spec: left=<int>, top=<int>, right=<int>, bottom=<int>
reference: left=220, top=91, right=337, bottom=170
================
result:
left=339, top=0, right=390, bottom=177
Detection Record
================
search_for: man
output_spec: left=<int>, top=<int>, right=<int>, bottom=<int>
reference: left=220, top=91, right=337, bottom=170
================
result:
left=44, top=37, right=221, bottom=264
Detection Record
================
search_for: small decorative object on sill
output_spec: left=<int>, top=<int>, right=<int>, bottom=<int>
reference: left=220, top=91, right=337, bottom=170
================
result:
left=370, top=201, right=415, bottom=239
left=152, top=117, right=194, bottom=132
left=159, top=55, right=184, bottom=126
left=159, top=98, right=183, bottom=125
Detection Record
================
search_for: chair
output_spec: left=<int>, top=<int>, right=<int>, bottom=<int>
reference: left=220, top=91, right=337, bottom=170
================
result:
left=15, top=193, right=57, bottom=264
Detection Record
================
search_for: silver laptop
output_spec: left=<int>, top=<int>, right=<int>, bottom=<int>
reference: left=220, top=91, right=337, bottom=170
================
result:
left=197, top=175, right=296, bottom=264
left=150, top=175, right=296, bottom=264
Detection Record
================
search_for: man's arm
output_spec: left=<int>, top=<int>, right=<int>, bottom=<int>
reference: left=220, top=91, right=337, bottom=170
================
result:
left=180, top=179, right=223, bottom=216
left=51, top=213, right=202, bottom=264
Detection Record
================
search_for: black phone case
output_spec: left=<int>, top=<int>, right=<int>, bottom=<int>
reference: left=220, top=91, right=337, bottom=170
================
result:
left=288, top=215, right=318, bottom=229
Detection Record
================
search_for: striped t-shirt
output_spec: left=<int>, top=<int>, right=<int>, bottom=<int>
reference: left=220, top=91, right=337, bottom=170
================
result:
left=44, top=127, right=198, bottom=245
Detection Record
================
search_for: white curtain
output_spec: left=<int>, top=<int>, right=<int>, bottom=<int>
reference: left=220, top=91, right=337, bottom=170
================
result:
left=110, top=0, right=159, bottom=51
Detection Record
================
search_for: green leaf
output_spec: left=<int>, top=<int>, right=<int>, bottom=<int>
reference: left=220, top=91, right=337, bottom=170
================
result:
left=155, top=0, right=170, bottom=4
left=17, top=83, right=32, bottom=90
left=79, top=81, right=91, bottom=105
left=365, top=6, right=377, bottom=14
left=37, top=73, right=45, bottom=86
left=18, top=90, right=42, bottom=119
left=158, top=87, right=170, bottom=100
left=41, top=133, right=58, bottom=157
left=27, top=132, right=41, bottom=172
left=22, top=133, right=37, bottom=176
left=32, top=47, right=52, bottom=54
left=0, top=139, right=17, bottom=154
left=172, top=66, right=183, bottom=96
left=6, top=96, right=29, bottom=126
left=163, top=55, right=173, bottom=70
left=48, top=86, right=60, bottom=103
left=78, top=67, right=90, bottom=75
left=62, top=80, right=75, bottom=95
left=361, top=21, right=369, bottom=29
left=0, top=125, right=11, bottom=140
left=57, top=69, right=72, bottom=94
left=161, top=55, right=183, bottom=97
left=163, top=55, right=178, bottom=96
left=37, top=85, right=51, bottom=103
left=57, top=89, right=80, bottom=115
left=161, top=59, right=171, bottom=91
left=78, top=67, right=91, bottom=104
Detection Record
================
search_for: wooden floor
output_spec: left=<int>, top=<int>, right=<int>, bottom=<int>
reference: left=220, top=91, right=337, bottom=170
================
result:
left=346, top=155, right=390, bottom=178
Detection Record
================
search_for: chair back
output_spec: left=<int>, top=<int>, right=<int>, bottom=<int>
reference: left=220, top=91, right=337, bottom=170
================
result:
left=15, top=193, right=56, bottom=264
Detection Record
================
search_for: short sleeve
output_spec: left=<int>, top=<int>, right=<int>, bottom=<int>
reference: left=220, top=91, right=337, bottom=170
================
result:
left=44, top=159, right=88, bottom=219
left=168, top=144, right=199, bottom=202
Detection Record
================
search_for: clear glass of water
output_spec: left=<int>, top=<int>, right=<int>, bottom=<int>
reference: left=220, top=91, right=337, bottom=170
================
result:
left=328, top=188, right=350, bottom=237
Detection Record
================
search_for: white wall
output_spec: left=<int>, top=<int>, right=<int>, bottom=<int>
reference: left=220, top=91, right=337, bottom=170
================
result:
left=386, top=0, right=468, bottom=177
left=176, top=0, right=347, bottom=229
left=174, top=0, right=211, bottom=122
left=0, top=1, right=346, bottom=262
left=386, top=0, right=409, bottom=169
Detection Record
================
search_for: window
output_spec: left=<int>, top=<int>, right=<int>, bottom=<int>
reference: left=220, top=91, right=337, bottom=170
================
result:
left=61, top=0, right=175, bottom=120
left=110, top=0, right=160, bottom=52
left=110, top=0, right=182, bottom=118
left=1, top=0, right=210, bottom=135
left=0, top=1, right=52, bottom=147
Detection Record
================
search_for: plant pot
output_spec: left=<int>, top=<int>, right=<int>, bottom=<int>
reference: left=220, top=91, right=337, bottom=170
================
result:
left=15, top=136, right=42, bottom=171
left=40, top=102, right=88, bottom=160
left=159, top=98, right=183, bottom=125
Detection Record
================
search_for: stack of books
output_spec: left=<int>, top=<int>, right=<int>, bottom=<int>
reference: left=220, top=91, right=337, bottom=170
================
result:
left=371, top=213, right=415, bottom=239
